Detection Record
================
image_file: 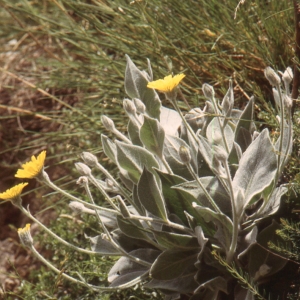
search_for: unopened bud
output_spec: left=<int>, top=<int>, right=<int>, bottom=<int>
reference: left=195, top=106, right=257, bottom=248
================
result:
left=276, top=115, right=281, bottom=124
left=123, top=99, right=136, bottom=115
left=133, top=98, right=146, bottom=114
left=283, top=94, right=292, bottom=109
left=202, top=83, right=215, bottom=99
left=75, top=162, right=92, bottom=176
left=205, top=101, right=215, bottom=114
left=106, top=178, right=114, bottom=188
left=254, top=264, right=271, bottom=281
left=212, top=146, right=228, bottom=162
left=18, top=224, right=33, bottom=248
left=179, top=145, right=191, bottom=164
left=81, top=152, right=98, bottom=167
left=101, top=115, right=115, bottom=131
left=264, top=67, right=281, bottom=86
left=76, top=176, right=89, bottom=185
left=69, top=201, right=95, bottom=215
left=272, top=88, right=280, bottom=107
left=282, top=67, right=293, bottom=85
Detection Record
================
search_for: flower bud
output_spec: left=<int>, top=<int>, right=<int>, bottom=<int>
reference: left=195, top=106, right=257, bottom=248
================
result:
left=179, top=145, right=191, bottom=164
left=202, top=83, right=215, bottom=99
left=75, top=162, right=92, bottom=176
left=133, top=98, right=146, bottom=114
left=123, top=99, right=136, bottom=115
left=283, top=94, right=292, bottom=109
left=272, top=88, right=280, bottom=107
left=282, top=67, right=293, bottom=85
left=69, top=201, right=95, bottom=215
left=81, top=152, right=98, bottom=167
left=105, top=178, right=114, bottom=188
left=76, top=176, right=89, bottom=186
left=18, top=224, right=33, bottom=248
left=264, top=67, right=281, bottom=86
left=101, top=115, right=115, bottom=131
left=254, top=264, right=271, bottom=281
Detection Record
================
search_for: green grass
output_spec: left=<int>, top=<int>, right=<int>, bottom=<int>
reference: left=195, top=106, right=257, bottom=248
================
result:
left=0, top=0, right=298, bottom=299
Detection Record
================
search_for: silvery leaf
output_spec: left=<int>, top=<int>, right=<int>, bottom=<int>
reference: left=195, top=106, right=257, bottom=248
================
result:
left=116, top=140, right=159, bottom=184
left=160, top=106, right=181, bottom=136
left=232, top=129, right=277, bottom=216
left=140, top=115, right=165, bottom=158
left=125, top=55, right=161, bottom=119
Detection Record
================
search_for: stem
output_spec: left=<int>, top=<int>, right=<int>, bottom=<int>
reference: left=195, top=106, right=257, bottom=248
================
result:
left=95, top=162, right=139, bottom=212
left=223, top=161, right=239, bottom=263
left=280, top=107, right=293, bottom=176
left=18, top=205, right=99, bottom=255
left=41, top=171, right=117, bottom=214
left=111, top=127, right=132, bottom=144
left=210, top=95, right=229, bottom=153
left=186, top=163, right=222, bottom=214
left=275, top=84, right=285, bottom=184
left=160, top=155, right=173, bottom=174
left=83, top=179, right=152, bottom=268
left=88, top=174, right=120, bottom=212
left=29, top=245, right=145, bottom=291
left=171, top=100, right=198, bottom=143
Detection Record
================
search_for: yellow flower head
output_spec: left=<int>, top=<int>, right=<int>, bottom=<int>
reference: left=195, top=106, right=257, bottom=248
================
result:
left=147, top=74, right=185, bottom=93
left=15, top=150, right=46, bottom=179
left=18, top=223, right=31, bottom=234
left=0, top=182, right=28, bottom=200
left=18, top=223, right=33, bottom=248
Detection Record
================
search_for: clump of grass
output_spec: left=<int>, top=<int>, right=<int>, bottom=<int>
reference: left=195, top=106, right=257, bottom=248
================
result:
left=0, top=0, right=298, bottom=299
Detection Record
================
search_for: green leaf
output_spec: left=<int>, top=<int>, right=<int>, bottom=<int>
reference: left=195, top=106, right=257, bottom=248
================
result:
left=206, top=117, right=234, bottom=151
left=101, top=134, right=117, bottom=164
left=164, top=135, right=193, bottom=180
left=159, top=107, right=182, bottom=136
left=234, top=97, right=254, bottom=137
left=248, top=221, right=287, bottom=281
left=108, top=249, right=159, bottom=287
left=192, top=203, right=233, bottom=250
left=125, top=55, right=161, bottom=119
left=140, top=115, right=165, bottom=157
left=150, top=249, right=198, bottom=280
left=117, top=215, right=154, bottom=243
left=153, top=231, right=199, bottom=250
left=86, top=234, right=121, bottom=255
left=116, top=141, right=159, bottom=184
left=174, top=177, right=231, bottom=216
left=232, top=129, right=277, bottom=215
left=137, top=168, right=168, bottom=221
left=145, top=265, right=198, bottom=293
left=155, top=170, right=191, bottom=225
left=128, top=120, right=143, bottom=146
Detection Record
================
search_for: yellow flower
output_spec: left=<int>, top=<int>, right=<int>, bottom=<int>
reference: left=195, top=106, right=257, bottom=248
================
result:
left=15, top=150, right=46, bottom=179
left=18, top=223, right=31, bottom=234
left=147, top=74, right=185, bottom=93
left=18, top=223, right=33, bottom=248
left=0, top=182, right=28, bottom=200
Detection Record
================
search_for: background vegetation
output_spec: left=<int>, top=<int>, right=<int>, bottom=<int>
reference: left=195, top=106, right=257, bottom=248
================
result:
left=0, top=0, right=299, bottom=299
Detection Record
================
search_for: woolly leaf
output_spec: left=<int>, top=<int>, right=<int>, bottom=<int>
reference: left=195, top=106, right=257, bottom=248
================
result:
left=137, top=168, right=167, bottom=221
left=101, top=134, right=117, bottom=164
left=232, top=129, right=277, bottom=215
left=153, top=231, right=199, bottom=250
left=150, top=249, right=198, bottom=280
left=116, top=141, right=159, bottom=184
left=140, top=115, right=165, bottom=158
left=86, top=235, right=121, bottom=255
left=125, top=55, right=161, bottom=119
